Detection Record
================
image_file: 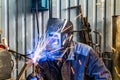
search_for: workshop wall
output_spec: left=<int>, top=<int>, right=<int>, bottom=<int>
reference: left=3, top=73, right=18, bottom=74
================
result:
left=0, top=0, right=119, bottom=79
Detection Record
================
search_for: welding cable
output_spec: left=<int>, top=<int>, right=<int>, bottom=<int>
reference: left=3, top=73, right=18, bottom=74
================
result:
left=8, top=49, right=31, bottom=59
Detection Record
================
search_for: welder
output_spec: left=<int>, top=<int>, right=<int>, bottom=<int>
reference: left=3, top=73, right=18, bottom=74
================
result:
left=27, top=18, right=112, bottom=80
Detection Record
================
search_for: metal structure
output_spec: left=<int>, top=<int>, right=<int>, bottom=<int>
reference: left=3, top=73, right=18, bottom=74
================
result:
left=112, top=15, right=120, bottom=80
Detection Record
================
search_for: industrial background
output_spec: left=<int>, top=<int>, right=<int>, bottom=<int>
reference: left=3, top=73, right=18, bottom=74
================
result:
left=0, top=0, right=120, bottom=80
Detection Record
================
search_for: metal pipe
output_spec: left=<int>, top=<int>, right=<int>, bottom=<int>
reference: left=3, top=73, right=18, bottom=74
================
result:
left=15, top=0, right=19, bottom=78
left=7, top=0, right=9, bottom=46
left=93, top=30, right=102, bottom=57
left=8, top=49, right=31, bottom=59
left=59, top=0, right=61, bottom=18
left=112, top=16, right=120, bottom=80
left=24, top=0, right=27, bottom=78
left=49, top=0, right=52, bottom=18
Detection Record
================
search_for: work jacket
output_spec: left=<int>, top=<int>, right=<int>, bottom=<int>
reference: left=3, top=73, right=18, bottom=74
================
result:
left=61, top=42, right=112, bottom=80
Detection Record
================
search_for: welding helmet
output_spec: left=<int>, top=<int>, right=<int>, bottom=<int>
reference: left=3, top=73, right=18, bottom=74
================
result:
left=45, top=18, right=73, bottom=59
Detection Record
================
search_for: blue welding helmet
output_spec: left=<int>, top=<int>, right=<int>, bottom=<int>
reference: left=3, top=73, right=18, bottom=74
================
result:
left=45, top=18, right=73, bottom=59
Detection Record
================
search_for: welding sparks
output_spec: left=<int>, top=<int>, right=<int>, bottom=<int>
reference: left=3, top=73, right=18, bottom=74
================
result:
left=60, top=46, right=74, bottom=58
left=31, top=20, right=73, bottom=63
left=32, top=34, right=59, bottom=63
left=78, top=59, right=82, bottom=65
left=74, top=13, right=82, bottom=20
left=71, top=67, right=75, bottom=74
left=61, top=19, right=68, bottom=32
left=32, top=42, right=45, bottom=63
left=61, top=25, right=73, bottom=33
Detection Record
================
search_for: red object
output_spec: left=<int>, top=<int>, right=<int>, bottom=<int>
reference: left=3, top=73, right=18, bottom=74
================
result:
left=0, top=44, right=6, bottom=49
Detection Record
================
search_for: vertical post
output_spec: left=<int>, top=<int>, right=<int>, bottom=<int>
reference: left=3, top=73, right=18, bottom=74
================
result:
left=59, top=0, right=61, bottom=18
left=49, top=0, right=52, bottom=18
left=15, top=0, right=18, bottom=78
left=24, top=0, right=27, bottom=78
left=102, top=0, right=106, bottom=52
left=68, top=0, right=70, bottom=20
left=112, top=16, right=120, bottom=80
left=7, top=0, right=9, bottom=46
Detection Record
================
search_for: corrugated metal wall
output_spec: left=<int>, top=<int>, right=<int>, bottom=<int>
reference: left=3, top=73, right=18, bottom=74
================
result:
left=0, top=0, right=120, bottom=79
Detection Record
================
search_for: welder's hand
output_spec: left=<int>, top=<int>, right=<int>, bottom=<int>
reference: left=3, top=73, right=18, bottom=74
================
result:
left=37, top=60, right=62, bottom=80
left=26, top=59, right=38, bottom=68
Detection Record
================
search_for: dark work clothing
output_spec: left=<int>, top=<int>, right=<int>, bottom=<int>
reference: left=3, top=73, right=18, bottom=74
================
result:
left=36, top=41, right=112, bottom=80
left=61, top=42, right=112, bottom=80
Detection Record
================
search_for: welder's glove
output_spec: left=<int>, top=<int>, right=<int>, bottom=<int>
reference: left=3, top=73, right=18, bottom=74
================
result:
left=37, top=60, right=62, bottom=80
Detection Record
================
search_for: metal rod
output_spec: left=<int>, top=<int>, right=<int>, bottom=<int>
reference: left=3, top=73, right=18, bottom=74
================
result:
left=24, top=0, right=27, bottom=78
left=68, top=0, right=70, bottom=20
left=86, top=0, right=88, bottom=18
left=65, top=5, right=81, bottom=10
left=42, top=12, right=44, bottom=35
left=17, top=63, right=29, bottom=80
left=7, top=0, right=9, bottom=46
left=114, top=0, right=116, bottom=15
left=33, top=12, right=36, bottom=49
left=93, top=31, right=102, bottom=57
left=102, top=0, right=106, bottom=52
left=8, top=49, right=31, bottom=59
left=49, top=0, right=52, bottom=18
left=36, top=0, right=40, bottom=41
left=59, top=0, right=61, bottom=18
left=15, top=0, right=19, bottom=78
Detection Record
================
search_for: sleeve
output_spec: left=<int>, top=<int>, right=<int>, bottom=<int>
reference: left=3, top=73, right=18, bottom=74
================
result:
left=86, top=48, right=112, bottom=80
